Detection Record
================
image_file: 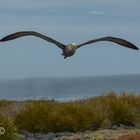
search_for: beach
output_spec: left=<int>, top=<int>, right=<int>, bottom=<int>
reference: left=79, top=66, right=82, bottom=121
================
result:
left=19, top=128, right=140, bottom=140
left=0, top=93, right=140, bottom=140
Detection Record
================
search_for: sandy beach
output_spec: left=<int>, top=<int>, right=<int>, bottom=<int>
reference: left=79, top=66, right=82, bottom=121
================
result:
left=18, top=128, right=140, bottom=140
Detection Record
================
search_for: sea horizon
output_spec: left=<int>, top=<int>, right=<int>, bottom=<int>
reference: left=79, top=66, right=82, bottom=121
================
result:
left=0, top=73, right=140, bottom=101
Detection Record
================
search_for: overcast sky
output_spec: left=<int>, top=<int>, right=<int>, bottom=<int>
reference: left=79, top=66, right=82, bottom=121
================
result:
left=0, top=0, right=140, bottom=79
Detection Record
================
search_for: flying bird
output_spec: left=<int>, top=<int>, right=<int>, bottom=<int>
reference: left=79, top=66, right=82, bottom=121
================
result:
left=0, top=31, right=139, bottom=58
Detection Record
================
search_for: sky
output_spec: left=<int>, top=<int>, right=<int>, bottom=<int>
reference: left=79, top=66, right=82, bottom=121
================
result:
left=0, top=0, right=140, bottom=79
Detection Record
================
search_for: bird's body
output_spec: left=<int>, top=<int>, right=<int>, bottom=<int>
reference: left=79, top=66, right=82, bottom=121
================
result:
left=63, top=44, right=77, bottom=58
left=0, top=31, right=139, bottom=58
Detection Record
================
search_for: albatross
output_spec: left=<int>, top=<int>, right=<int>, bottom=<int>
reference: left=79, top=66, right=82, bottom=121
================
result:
left=0, top=31, right=139, bottom=58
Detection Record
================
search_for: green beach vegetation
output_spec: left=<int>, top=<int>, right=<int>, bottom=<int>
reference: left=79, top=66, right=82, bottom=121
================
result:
left=0, top=115, right=17, bottom=140
left=0, top=92, right=140, bottom=139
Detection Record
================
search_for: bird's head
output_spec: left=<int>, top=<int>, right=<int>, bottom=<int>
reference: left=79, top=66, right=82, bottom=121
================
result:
left=71, top=43, right=78, bottom=50
left=66, top=43, right=78, bottom=51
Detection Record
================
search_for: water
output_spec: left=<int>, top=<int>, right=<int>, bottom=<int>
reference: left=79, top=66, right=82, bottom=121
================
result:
left=0, top=74, right=140, bottom=101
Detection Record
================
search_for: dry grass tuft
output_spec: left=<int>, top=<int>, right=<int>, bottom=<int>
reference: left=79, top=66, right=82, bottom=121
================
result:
left=0, top=92, right=140, bottom=133
left=0, top=114, right=17, bottom=140
left=14, top=92, right=140, bottom=133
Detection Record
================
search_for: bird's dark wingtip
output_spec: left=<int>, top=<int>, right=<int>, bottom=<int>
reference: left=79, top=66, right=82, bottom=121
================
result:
left=0, top=38, right=8, bottom=42
left=0, top=39, right=4, bottom=42
left=133, top=45, right=139, bottom=50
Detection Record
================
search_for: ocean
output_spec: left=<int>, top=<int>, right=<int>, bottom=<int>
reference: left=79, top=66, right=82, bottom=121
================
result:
left=0, top=74, right=140, bottom=101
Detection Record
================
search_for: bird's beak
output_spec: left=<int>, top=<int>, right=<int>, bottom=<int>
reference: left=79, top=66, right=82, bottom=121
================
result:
left=74, top=45, right=78, bottom=50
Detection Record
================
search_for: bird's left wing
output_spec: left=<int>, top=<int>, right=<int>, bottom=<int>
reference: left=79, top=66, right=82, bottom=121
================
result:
left=0, top=31, right=65, bottom=50
left=77, top=36, right=139, bottom=50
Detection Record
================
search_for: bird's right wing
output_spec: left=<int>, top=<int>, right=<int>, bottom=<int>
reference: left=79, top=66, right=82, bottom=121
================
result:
left=0, top=31, right=65, bottom=50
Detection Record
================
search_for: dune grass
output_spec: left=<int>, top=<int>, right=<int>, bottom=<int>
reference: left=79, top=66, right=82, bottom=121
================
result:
left=0, top=92, right=140, bottom=135
left=14, top=92, right=140, bottom=133
left=0, top=115, right=17, bottom=140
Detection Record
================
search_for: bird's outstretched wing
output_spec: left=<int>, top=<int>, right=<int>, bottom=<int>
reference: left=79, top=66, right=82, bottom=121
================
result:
left=0, top=31, right=65, bottom=50
left=77, top=36, right=139, bottom=50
